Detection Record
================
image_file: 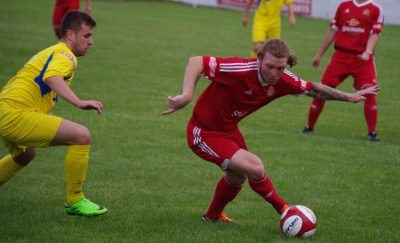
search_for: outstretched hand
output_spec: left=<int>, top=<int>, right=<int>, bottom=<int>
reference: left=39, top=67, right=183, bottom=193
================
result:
left=350, top=85, right=380, bottom=103
left=161, top=94, right=191, bottom=115
left=77, top=100, right=103, bottom=114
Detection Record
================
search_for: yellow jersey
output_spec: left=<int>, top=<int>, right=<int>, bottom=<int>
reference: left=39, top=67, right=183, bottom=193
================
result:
left=0, top=42, right=77, bottom=114
left=255, top=0, right=293, bottom=26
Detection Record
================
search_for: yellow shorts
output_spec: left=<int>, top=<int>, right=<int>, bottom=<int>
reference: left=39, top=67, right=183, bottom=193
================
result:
left=0, top=103, right=62, bottom=157
left=252, top=14, right=281, bottom=43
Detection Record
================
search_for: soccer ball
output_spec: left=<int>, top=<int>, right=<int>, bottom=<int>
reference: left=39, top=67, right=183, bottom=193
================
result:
left=280, top=205, right=317, bottom=238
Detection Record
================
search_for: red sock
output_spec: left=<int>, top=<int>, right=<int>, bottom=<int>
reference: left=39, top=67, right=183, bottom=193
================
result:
left=205, top=176, right=242, bottom=219
left=249, top=174, right=287, bottom=214
left=307, top=98, right=326, bottom=129
left=364, top=95, right=378, bottom=133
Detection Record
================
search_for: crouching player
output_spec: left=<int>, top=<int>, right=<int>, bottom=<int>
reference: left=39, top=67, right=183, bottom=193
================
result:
left=162, top=39, right=379, bottom=222
left=0, top=11, right=107, bottom=217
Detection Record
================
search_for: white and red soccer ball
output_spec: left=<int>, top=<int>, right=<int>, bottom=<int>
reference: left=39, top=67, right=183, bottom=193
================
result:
left=280, top=205, right=317, bottom=238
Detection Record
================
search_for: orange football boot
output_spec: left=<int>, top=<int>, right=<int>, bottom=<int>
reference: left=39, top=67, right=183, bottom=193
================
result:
left=202, top=213, right=235, bottom=223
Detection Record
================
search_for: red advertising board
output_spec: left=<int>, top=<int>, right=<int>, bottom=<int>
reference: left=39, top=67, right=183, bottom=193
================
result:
left=217, top=0, right=312, bottom=16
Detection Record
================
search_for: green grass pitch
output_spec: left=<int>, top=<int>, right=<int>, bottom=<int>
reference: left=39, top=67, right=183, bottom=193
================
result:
left=0, top=0, right=399, bottom=242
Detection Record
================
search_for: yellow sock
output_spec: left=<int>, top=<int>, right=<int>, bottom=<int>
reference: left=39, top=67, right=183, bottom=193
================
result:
left=65, top=145, right=90, bottom=205
left=0, top=154, right=23, bottom=185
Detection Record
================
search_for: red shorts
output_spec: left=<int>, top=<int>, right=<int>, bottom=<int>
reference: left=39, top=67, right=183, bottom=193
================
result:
left=187, top=118, right=248, bottom=170
left=321, top=50, right=377, bottom=90
left=52, top=0, right=80, bottom=26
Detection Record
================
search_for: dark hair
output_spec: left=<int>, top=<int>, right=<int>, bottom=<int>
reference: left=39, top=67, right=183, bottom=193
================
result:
left=60, top=11, right=96, bottom=38
left=257, top=39, right=297, bottom=68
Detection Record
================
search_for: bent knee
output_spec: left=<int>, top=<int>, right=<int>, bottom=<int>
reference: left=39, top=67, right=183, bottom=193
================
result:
left=230, top=150, right=265, bottom=178
left=247, top=158, right=265, bottom=179
left=249, top=164, right=265, bottom=179
left=74, top=126, right=91, bottom=145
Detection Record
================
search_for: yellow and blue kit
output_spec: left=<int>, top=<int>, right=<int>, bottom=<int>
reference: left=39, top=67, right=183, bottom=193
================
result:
left=0, top=42, right=77, bottom=155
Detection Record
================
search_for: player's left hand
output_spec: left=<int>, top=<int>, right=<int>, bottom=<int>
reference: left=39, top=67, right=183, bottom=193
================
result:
left=358, top=51, right=372, bottom=61
left=85, top=5, right=92, bottom=15
left=77, top=100, right=103, bottom=114
left=242, top=14, right=248, bottom=26
left=350, top=85, right=380, bottom=103
left=289, top=16, right=296, bottom=27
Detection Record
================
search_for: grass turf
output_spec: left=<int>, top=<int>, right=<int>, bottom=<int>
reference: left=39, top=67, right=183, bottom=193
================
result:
left=0, top=0, right=399, bottom=242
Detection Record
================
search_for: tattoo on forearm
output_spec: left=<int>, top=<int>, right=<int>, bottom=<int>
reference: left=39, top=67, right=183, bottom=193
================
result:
left=306, top=83, right=349, bottom=101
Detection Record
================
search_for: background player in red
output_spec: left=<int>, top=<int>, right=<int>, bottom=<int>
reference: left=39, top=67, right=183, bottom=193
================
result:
left=302, top=0, right=384, bottom=141
left=53, top=0, right=92, bottom=39
left=162, top=39, right=379, bottom=222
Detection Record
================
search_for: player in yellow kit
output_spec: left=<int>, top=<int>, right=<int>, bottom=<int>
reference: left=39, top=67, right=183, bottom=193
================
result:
left=242, top=0, right=296, bottom=57
left=0, top=11, right=107, bottom=217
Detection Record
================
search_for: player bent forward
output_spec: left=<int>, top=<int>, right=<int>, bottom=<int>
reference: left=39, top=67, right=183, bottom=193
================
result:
left=162, top=39, right=379, bottom=222
left=0, top=11, right=107, bottom=217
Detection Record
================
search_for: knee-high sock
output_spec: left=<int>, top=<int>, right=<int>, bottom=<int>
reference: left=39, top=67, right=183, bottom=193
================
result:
left=364, top=95, right=378, bottom=133
left=249, top=174, right=287, bottom=214
left=0, top=155, right=23, bottom=185
left=307, top=98, right=326, bottom=129
left=205, top=176, right=243, bottom=219
left=65, top=145, right=90, bottom=205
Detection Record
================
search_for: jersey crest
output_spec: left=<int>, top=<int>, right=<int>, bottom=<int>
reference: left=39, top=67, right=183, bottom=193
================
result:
left=61, top=52, right=77, bottom=69
left=347, top=18, right=360, bottom=27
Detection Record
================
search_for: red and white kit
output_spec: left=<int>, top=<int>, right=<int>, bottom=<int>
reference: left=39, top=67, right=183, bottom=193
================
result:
left=323, top=0, right=384, bottom=89
left=187, top=56, right=313, bottom=169
left=53, top=0, right=80, bottom=26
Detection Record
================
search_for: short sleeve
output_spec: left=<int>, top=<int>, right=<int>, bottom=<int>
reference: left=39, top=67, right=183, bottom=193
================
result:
left=202, top=56, right=218, bottom=79
left=371, top=6, right=384, bottom=34
left=330, top=3, right=342, bottom=31
left=282, top=70, right=313, bottom=95
left=43, top=51, right=76, bottom=81
left=202, top=56, right=258, bottom=85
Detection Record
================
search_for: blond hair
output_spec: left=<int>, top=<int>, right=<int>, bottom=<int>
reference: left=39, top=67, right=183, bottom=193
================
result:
left=257, top=39, right=297, bottom=68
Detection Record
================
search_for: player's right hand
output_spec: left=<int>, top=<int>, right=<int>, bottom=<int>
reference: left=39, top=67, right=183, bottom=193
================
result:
left=312, top=55, right=321, bottom=67
left=242, top=15, right=248, bottom=26
left=161, top=94, right=191, bottom=115
left=85, top=5, right=92, bottom=15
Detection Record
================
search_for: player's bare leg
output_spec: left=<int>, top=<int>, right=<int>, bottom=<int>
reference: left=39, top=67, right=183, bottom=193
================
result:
left=230, top=149, right=288, bottom=214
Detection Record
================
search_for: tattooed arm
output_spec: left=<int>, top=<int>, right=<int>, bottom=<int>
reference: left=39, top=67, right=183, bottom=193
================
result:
left=305, top=83, right=380, bottom=103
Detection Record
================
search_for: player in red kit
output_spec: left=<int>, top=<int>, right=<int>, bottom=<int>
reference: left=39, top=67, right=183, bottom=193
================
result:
left=302, top=0, right=384, bottom=141
left=162, top=39, right=379, bottom=222
left=53, top=0, right=92, bottom=39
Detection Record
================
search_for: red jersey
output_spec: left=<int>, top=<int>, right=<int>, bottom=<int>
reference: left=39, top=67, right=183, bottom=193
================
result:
left=191, top=56, right=313, bottom=132
left=331, top=0, right=384, bottom=54
left=53, top=0, right=81, bottom=25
